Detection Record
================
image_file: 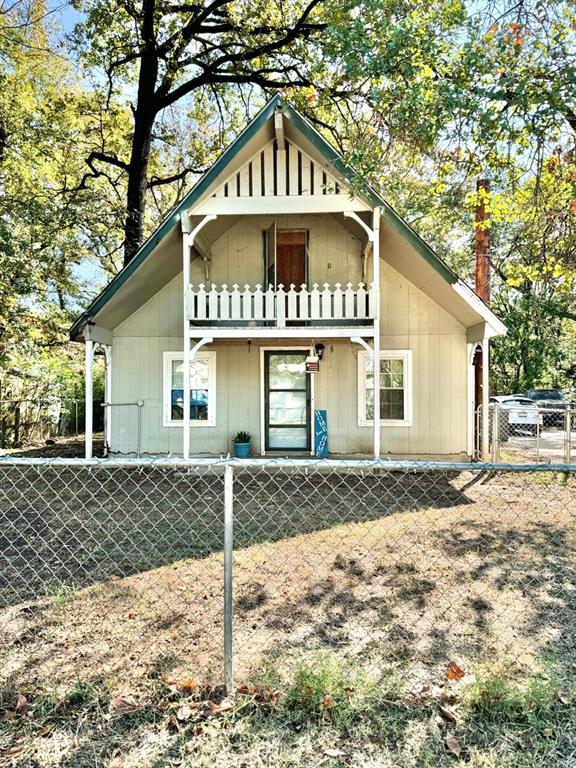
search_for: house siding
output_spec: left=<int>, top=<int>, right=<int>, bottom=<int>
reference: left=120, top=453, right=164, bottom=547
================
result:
left=111, top=228, right=467, bottom=456
left=190, top=214, right=363, bottom=288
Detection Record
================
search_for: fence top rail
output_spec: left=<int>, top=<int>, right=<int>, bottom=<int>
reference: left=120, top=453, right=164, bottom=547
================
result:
left=0, top=456, right=574, bottom=473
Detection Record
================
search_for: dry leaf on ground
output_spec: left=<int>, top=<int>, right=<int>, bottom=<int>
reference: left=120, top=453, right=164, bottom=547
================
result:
left=15, top=695, right=28, bottom=715
left=439, top=705, right=457, bottom=723
left=110, top=696, right=140, bottom=714
left=446, top=661, right=465, bottom=681
left=445, top=736, right=462, bottom=757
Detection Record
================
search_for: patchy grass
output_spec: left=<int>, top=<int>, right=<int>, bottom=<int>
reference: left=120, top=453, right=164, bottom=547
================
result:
left=1, top=652, right=575, bottom=767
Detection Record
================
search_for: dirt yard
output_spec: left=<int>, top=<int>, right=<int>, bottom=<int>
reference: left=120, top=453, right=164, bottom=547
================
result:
left=1, top=465, right=574, bottom=696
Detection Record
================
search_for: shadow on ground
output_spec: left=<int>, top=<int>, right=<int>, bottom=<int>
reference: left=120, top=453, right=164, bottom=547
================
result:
left=0, top=466, right=469, bottom=606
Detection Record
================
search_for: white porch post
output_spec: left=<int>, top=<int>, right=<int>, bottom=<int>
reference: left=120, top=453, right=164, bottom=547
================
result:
left=85, top=338, right=94, bottom=459
left=372, top=208, right=381, bottom=459
left=481, top=336, right=490, bottom=461
left=181, top=213, right=217, bottom=459
left=182, top=229, right=192, bottom=459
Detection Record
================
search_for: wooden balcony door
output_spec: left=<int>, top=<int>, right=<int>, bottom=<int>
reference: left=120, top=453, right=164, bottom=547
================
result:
left=277, top=230, right=306, bottom=288
left=266, top=227, right=306, bottom=289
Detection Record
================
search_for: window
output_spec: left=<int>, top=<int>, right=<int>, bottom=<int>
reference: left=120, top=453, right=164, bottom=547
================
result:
left=358, top=350, right=412, bottom=427
left=163, top=352, right=216, bottom=427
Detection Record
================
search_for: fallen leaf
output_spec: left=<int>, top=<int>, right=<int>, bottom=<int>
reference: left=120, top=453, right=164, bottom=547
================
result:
left=543, top=727, right=553, bottom=738
left=558, top=690, right=572, bottom=705
left=15, top=694, right=28, bottom=715
left=110, top=696, right=140, bottom=715
left=177, top=679, right=198, bottom=694
left=320, top=694, right=335, bottom=710
left=2, top=745, right=25, bottom=759
left=446, top=661, right=465, bottom=681
left=439, top=705, right=458, bottom=724
left=324, top=748, right=346, bottom=757
left=208, top=698, right=235, bottom=715
left=445, top=736, right=462, bottom=757
left=168, top=715, right=182, bottom=732
left=176, top=704, right=194, bottom=722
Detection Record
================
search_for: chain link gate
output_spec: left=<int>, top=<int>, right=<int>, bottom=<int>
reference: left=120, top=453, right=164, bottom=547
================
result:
left=476, top=403, right=575, bottom=463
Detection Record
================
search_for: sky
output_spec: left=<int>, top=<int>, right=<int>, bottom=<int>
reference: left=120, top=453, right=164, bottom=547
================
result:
left=51, top=1, right=82, bottom=33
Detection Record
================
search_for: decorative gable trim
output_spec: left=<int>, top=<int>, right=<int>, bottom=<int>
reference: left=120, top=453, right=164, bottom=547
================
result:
left=210, top=139, right=345, bottom=200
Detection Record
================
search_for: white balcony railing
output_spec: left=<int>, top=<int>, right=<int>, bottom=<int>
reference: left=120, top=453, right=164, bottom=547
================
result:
left=186, top=282, right=377, bottom=326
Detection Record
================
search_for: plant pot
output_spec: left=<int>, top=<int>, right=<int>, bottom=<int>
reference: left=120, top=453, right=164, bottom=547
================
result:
left=234, top=442, right=251, bottom=458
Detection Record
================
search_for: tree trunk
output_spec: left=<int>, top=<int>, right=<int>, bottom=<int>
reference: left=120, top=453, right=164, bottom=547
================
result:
left=124, top=110, right=155, bottom=265
left=123, top=0, right=158, bottom=266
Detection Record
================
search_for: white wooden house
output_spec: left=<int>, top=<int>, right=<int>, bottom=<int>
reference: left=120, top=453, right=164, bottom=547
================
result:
left=70, top=96, right=506, bottom=459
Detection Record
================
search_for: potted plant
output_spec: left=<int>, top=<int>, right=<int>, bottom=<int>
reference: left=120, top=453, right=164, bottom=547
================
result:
left=233, top=431, right=252, bottom=458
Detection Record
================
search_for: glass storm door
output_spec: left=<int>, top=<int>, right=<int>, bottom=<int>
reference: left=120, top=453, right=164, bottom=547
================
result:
left=264, top=351, right=311, bottom=451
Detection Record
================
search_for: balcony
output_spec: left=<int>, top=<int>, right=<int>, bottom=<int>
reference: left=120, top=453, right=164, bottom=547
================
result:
left=186, top=282, right=377, bottom=327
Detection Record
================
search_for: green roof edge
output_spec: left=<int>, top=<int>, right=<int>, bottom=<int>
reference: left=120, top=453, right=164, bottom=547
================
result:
left=281, top=102, right=458, bottom=286
left=71, top=94, right=481, bottom=340
left=69, top=94, right=283, bottom=339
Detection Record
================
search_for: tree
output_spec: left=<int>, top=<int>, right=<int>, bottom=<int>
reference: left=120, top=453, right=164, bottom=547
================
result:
left=71, top=0, right=337, bottom=263
left=0, top=0, right=132, bottom=410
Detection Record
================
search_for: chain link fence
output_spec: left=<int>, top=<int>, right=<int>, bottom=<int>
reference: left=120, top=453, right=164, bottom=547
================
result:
left=0, top=399, right=105, bottom=450
left=1, top=456, right=575, bottom=704
left=476, top=403, right=575, bottom=463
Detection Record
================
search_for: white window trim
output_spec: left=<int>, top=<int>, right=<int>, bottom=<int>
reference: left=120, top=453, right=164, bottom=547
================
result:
left=163, top=351, right=216, bottom=428
left=358, top=350, right=413, bottom=428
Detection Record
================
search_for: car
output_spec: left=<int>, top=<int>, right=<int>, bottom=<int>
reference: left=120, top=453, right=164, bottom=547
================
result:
left=524, top=389, right=568, bottom=428
left=490, top=396, right=542, bottom=436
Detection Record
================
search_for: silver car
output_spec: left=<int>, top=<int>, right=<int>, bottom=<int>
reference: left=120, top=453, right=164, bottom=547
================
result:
left=490, top=396, right=543, bottom=436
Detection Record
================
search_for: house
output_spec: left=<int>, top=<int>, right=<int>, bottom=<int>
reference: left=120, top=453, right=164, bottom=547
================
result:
left=70, top=95, right=506, bottom=460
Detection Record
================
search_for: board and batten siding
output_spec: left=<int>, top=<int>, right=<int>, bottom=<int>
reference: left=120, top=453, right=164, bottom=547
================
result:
left=110, top=222, right=467, bottom=456
left=190, top=214, right=363, bottom=288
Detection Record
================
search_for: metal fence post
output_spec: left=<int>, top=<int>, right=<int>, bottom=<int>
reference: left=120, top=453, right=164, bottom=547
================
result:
left=491, top=404, right=500, bottom=462
left=566, top=407, right=572, bottom=465
left=475, top=406, right=481, bottom=459
left=223, top=463, right=234, bottom=694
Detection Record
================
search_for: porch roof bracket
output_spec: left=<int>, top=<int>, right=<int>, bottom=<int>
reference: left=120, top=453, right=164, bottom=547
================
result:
left=344, top=211, right=375, bottom=242
left=351, top=335, right=374, bottom=359
left=191, top=336, right=213, bottom=360
left=181, top=213, right=218, bottom=241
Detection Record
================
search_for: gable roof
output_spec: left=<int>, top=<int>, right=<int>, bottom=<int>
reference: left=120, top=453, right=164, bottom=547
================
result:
left=70, top=94, right=506, bottom=340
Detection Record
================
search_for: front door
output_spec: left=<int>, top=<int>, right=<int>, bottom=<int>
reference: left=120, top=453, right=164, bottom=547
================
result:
left=264, top=351, right=311, bottom=451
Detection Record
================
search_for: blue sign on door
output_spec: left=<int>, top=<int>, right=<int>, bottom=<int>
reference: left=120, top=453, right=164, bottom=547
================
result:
left=314, top=410, right=328, bottom=458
